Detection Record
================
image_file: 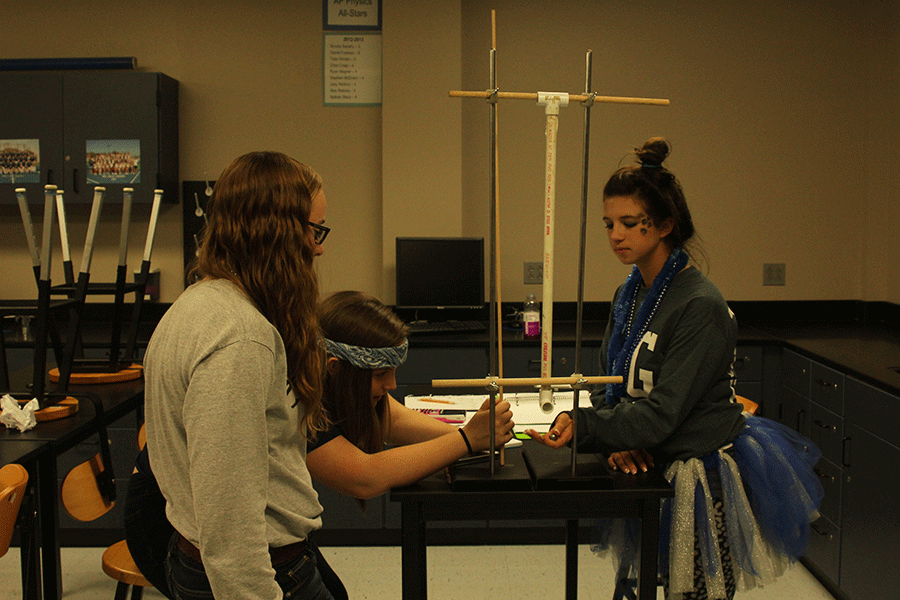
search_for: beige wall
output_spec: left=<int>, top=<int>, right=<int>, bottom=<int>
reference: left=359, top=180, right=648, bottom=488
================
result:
left=2, top=1, right=898, bottom=308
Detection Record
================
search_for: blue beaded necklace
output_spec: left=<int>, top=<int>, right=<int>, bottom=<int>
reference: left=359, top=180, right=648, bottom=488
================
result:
left=605, top=247, right=688, bottom=404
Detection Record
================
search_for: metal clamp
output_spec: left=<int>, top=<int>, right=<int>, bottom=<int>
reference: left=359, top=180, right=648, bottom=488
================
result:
left=570, top=375, right=590, bottom=392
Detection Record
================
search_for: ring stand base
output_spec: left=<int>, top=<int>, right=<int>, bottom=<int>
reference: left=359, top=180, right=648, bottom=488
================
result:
left=447, top=442, right=613, bottom=491
left=448, top=451, right=532, bottom=491
left=522, top=442, right=612, bottom=490
left=49, top=364, right=143, bottom=385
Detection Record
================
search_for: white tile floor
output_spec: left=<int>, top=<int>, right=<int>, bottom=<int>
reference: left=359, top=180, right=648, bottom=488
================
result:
left=0, top=545, right=836, bottom=600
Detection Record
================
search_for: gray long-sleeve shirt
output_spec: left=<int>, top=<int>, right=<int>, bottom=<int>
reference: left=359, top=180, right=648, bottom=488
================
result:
left=145, top=278, right=322, bottom=600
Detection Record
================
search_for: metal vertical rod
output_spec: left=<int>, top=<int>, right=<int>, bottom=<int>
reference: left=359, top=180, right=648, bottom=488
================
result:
left=488, top=46, right=498, bottom=476
left=572, top=50, right=594, bottom=476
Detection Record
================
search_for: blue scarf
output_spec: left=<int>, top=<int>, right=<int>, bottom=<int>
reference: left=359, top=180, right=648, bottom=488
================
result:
left=605, top=248, right=688, bottom=405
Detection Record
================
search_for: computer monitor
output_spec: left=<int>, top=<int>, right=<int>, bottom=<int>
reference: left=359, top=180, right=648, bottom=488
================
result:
left=395, top=237, right=485, bottom=311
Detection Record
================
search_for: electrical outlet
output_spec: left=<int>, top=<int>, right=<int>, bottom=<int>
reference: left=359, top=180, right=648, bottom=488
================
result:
left=763, top=263, right=786, bottom=286
left=524, top=262, right=543, bottom=284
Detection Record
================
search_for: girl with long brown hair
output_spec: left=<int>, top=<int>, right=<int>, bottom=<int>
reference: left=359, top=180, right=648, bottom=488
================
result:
left=144, top=151, right=336, bottom=600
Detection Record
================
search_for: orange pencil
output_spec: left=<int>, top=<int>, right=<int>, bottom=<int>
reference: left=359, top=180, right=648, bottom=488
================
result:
left=417, top=397, right=454, bottom=405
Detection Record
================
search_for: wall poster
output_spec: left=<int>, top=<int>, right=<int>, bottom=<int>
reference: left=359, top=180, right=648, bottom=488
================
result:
left=0, top=139, right=40, bottom=184
left=323, top=33, right=382, bottom=106
left=86, top=139, right=141, bottom=185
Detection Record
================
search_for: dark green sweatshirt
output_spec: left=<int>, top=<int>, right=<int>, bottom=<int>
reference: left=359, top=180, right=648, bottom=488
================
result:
left=577, top=266, right=745, bottom=463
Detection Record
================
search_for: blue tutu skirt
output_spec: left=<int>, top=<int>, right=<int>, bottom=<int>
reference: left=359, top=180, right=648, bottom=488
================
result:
left=591, top=415, right=824, bottom=599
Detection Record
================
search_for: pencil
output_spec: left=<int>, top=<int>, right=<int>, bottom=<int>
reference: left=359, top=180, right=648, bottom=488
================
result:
left=418, top=397, right=454, bottom=404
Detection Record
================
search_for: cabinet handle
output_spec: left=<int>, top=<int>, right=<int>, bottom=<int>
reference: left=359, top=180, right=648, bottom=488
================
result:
left=797, top=409, right=807, bottom=432
left=47, top=168, right=55, bottom=186
left=815, top=378, right=838, bottom=389
left=810, top=522, right=834, bottom=541
left=734, top=356, right=751, bottom=369
left=813, top=467, right=835, bottom=484
left=73, top=168, right=79, bottom=194
left=813, top=419, right=837, bottom=432
left=842, top=437, right=852, bottom=468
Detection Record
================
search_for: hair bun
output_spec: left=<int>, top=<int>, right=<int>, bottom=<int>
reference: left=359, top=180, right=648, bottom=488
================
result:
left=635, top=137, right=670, bottom=168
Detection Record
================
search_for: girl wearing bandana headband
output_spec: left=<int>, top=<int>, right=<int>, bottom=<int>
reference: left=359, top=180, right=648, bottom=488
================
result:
left=526, top=139, right=823, bottom=600
left=307, top=291, right=515, bottom=501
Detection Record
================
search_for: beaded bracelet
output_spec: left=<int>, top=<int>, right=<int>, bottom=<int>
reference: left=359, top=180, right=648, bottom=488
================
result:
left=458, top=428, right=474, bottom=455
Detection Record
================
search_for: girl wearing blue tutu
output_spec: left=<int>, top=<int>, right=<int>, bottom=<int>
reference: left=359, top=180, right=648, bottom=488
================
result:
left=526, top=138, right=823, bottom=600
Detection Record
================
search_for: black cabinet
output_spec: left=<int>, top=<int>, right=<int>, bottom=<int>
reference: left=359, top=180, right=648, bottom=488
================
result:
left=0, top=70, right=178, bottom=204
left=840, top=379, right=900, bottom=600
left=0, top=72, right=64, bottom=193
left=502, top=345, right=595, bottom=379
left=778, top=348, right=843, bottom=585
left=396, top=345, right=488, bottom=384
left=777, top=349, right=900, bottom=600
left=733, top=344, right=763, bottom=404
left=776, top=349, right=812, bottom=436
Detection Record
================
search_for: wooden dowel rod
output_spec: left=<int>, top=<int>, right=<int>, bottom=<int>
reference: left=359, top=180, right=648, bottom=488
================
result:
left=432, top=375, right=622, bottom=388
left=450, top=90, right=670, bottom=106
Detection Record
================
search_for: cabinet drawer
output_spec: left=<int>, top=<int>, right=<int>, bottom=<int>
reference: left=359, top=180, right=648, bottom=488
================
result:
left=733, top=345, right=763, bottom=382
left=812, top=458, right=841, bottom=525
left=502, top=346, right=591, bottom=378
left=807, top=515, right=841, bottom=586
left=810, top=363, right=844, bottom=415
left=809, top=404, right=844, bottom=468
left=845, top=377, right=900, bottom=448
left=780, top=349, right=810, bottom=397
left=778, top=387, right=811, bottom=436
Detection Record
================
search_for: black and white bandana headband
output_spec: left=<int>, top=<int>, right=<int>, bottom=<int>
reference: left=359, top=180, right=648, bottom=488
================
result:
left=323, top=338, right=409, bottom=369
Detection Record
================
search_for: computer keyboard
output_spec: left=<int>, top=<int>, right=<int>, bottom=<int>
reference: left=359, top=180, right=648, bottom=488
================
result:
left=406, top=320, right=487, bottom=334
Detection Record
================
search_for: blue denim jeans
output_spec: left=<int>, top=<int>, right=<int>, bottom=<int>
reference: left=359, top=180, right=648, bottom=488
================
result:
left=127, top=447, right=346, bottom=599
left=165, top=535, right=335, bottom=600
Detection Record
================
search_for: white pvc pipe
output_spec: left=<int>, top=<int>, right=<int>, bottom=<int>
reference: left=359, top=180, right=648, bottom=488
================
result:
left=535, top=92, right=569, bottom=412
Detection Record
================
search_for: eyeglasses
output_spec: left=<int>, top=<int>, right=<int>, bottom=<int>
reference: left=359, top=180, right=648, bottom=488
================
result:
left=308, top=222, right=330, bottom=245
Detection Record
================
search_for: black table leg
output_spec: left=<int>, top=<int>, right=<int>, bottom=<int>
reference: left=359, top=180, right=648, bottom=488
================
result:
left=401, top=500, right=427, bottom=600
left=565, top=519, right=579, bottom=600
left=18, top=466, right=41, bottom=600
left=637, top=498, right=660, bottom=600
left=38, top=454, right=61, bottom=600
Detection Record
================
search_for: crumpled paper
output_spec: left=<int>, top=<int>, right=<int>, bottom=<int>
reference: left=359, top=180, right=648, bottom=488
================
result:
left=0, top=394, right=38, bottom=432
